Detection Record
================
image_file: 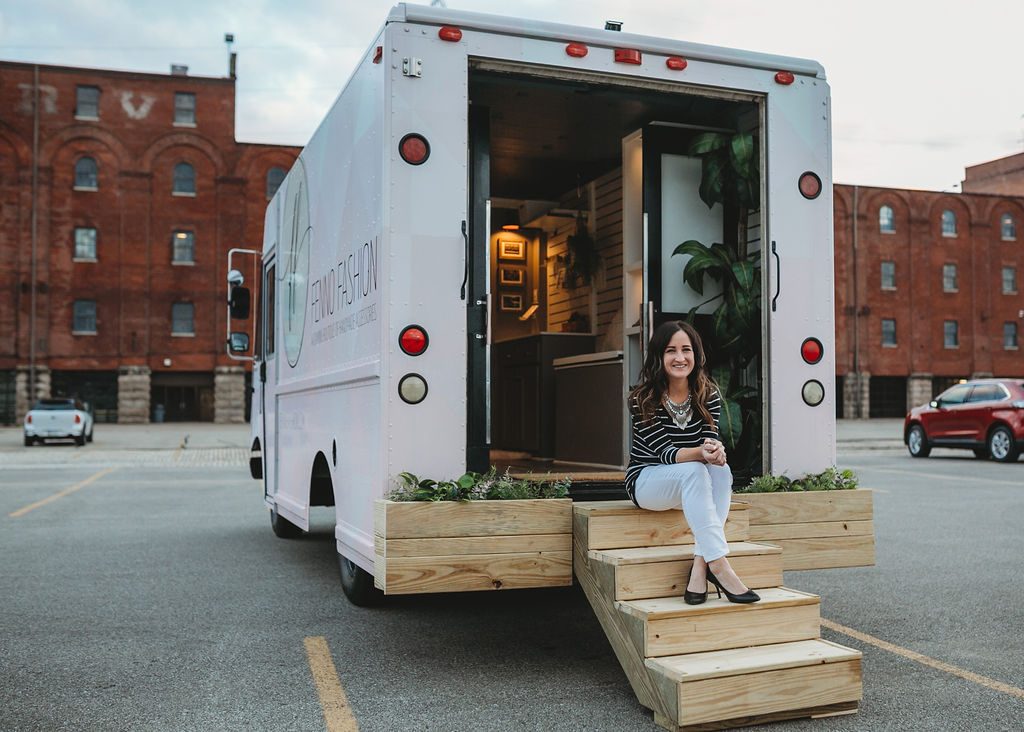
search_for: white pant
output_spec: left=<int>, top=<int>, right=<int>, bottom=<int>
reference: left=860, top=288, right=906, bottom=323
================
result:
left=633, top=462, right=733, bottom=561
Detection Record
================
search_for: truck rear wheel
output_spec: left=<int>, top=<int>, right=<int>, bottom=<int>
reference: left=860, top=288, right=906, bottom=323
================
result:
left=339, top=555, right=383, bottom=607
left=270, top=505, right=302, bottom=538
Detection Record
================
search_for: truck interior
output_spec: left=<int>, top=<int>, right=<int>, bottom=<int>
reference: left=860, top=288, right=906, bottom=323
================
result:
left=467, top=67, right=764, bottom=483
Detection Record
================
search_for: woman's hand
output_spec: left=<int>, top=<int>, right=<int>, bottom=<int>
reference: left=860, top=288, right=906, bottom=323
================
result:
left=702, top=438, right=727, bottom=466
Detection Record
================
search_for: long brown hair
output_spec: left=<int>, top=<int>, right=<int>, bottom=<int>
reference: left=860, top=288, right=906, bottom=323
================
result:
left=628, top=320, right=718, bottom=428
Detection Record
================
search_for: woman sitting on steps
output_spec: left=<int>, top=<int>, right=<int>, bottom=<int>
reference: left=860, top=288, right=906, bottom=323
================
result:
left=625, top=320, right=759, bottom=605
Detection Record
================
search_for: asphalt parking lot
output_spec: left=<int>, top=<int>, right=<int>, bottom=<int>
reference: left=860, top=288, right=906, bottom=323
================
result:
left=1, top=420, right=1021, bottom=731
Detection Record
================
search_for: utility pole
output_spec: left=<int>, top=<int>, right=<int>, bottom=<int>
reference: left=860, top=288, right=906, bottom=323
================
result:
left=29, top=64, right=39, bottom=408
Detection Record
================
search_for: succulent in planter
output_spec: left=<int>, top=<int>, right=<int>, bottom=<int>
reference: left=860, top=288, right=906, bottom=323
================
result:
left=388, top=467, right=571, bottom=502
left=738, top=467, right=859, bottom=494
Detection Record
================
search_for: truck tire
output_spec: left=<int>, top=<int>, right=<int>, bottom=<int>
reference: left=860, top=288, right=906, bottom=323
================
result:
left=339, top=555, right=383, bottom=607
left=270, top=505, right=302, bottom=538
left=987, top=425, right=1019, bottom=463
left=907, top=424, right=930, bottom=458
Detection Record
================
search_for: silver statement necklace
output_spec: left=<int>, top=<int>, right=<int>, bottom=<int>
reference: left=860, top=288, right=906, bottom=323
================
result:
left=664, top=393, right=692, bottom=427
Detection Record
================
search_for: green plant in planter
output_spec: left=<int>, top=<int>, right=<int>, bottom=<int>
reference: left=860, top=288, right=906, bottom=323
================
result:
left=739, top=467, right=858, bottom=494
left=389, top=467, right=571, bottom=502
left=672, top=130, right=762, bottom=477
left=564, top=214, right=600, bottom=289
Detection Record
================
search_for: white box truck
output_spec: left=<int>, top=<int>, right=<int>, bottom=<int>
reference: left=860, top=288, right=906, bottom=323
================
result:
left=227, top=3, right=835, bottom=606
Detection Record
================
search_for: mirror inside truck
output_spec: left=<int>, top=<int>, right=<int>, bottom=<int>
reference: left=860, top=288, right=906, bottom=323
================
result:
left=229, top=286, right=251, bottom=320
left=229, top=332, right=250, bottom=353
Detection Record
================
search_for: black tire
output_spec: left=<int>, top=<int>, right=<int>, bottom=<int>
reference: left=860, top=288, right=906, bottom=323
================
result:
left=339, top=554, right=383, bottom=607
left=907, top=424, right=931, bottom=458
left=270, top=505, right=303, bottom=538
left=24, top=436, right=32, bottom=447
left=987, top=425, right=1020, bottom=463
left=75, top=433, right=86, bottom=447
left=973, top=447, right=988, bottom=459
left=87, top=428, right=94, bottom=443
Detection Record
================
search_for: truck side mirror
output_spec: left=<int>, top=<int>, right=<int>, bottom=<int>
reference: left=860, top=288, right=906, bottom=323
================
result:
left=229, top=285, right=251, bottom=320
left=229, top=332, right=250, bottom=353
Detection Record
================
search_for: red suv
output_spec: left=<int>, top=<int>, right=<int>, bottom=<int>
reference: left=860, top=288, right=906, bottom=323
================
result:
left=904, top=379, right=1024, bottom=462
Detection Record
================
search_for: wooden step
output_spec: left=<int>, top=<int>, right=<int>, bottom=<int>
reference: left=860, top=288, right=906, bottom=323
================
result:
left=573, top=500, right=749, bottom=550
left=646, top=639, right=863, bottom=729
left=589, top=542, right=784, bottom=601
left=617, top=588, right=820, bottom=658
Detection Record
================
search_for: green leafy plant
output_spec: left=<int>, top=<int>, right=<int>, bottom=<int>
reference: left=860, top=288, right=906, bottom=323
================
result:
left=388, top=467, right=570, bottom=502
left=739, top=467, right=859, bottom=494
left=672, top=130, right=762, bottom=478
left=564, top=215, right=600, bottom=289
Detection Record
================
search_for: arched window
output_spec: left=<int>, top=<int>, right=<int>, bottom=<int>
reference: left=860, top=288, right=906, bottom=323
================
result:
left=74, top=157, right=98, bottom=189
left=173, top=162, right=195, bottom=195
left=879, top=205, right=895, bottom=233
left=941, top=209, right=957, bottom=237
left=1001, top=213, right=1016, bottom=241
left=266, top=167, right=286, bottom=199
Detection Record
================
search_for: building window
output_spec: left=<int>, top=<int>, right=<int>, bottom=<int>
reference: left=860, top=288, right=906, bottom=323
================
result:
left=879, top=205, right=895, bottom=234
left=75, top=85, right=100, bottom=119
left=266, top=167, right=286, bottom=199
left=941, top=209, right=957, bottom=237
left=172, top=231, right=194, bottom=263
left=172, top=302, right=195, bottom=335
left=943, top=320, right=959, bottom=348
left=1003, top=266, right=1017, bottom=294
left=173, top=163, right=195, bottom=195
left=74, top=227, right=97, bottom=260
left=942, top=263, right=958, bottom=292
left=881, top=261, right=896, bottom=290
left=74, top=157, right=98, bottom=189
left=1005, top=322, right=1019, bottom=349
left=174, top=92, right=196, bottom=125
left=881, top=318, right=897, bottom=347
left=1001, top=213, right=1017, bottom=241
left=73, top=300, right=97, bottom=334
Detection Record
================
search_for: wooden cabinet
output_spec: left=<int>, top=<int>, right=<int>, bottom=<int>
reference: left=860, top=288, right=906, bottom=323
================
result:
left=491, top=334, right=594, bottom=456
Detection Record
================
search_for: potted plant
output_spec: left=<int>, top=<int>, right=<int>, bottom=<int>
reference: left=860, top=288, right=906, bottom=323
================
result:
left=374, top=469, right=573, bottom=594
left=734, top=468, right=875, bottom=571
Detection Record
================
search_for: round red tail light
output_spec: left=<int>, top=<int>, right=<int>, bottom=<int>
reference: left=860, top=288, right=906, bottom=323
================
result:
left=666, top=56, right=688, bottom=71
left=565, top=43, right=589, bottom=58
left=399, top=134, right=430, bottom=166
left=775, top=71, right=795, bottom=85
left=438, top=26, right=462, bottom=42
left=399, top=325, right=428, bottom=356
left=801, top=337, right=823, bottom=364
left=799, top=172, right=822, bottom=200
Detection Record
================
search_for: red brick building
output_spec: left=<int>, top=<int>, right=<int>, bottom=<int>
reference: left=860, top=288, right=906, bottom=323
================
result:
left=834, top=179, right=1024, bottom=417
left=0, top=61, right=299, bottom=423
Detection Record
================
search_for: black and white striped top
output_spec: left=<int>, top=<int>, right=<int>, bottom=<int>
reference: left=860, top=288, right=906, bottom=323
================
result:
left=625, top=391, right=721, bottom=505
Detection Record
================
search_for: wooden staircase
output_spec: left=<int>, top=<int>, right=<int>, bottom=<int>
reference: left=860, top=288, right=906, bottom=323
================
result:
left=573, top=500, right=863, bottom=731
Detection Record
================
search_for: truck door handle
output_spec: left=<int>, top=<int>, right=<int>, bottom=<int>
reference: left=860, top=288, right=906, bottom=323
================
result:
left=460, top=220, right=469, bottom=301
left=771, top=240, right=780, bottom=312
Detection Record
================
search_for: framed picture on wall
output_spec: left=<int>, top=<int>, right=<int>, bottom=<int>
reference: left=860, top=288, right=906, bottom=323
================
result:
left=499, top=293, right=523, bottom=312
left=498, top=238, right=526, bottom=260
left=498, top=266, right=525, bottom=286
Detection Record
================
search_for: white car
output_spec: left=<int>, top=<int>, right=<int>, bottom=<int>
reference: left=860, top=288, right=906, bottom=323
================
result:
left=24, top=398, right=94, bottom=447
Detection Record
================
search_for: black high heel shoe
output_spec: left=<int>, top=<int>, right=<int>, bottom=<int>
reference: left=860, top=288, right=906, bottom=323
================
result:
left=706, top=567, right=760, bottom=604
left=683, top=560, right=708, bottom=605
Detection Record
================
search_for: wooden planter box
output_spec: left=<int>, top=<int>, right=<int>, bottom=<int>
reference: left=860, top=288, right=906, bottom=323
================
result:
left=374, top=498, right=573, bottom=594
left=738, top=489, right=874, bottom=571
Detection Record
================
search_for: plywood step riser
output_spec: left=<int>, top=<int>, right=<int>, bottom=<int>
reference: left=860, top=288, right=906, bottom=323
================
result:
left=587, top=511, right=748, bottom=551
left=643, top=604, right=821, bottom=657
left=675, top=659, right=862, bottom=728
left=615, top=553, right=783, bottom=601
left=759, top=536, right=876, bottom=571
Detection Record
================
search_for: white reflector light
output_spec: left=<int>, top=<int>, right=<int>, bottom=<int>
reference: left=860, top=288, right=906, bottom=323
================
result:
left=399, top=374, right=428, bottom=404
left=802, top=380, right=825, bottom=407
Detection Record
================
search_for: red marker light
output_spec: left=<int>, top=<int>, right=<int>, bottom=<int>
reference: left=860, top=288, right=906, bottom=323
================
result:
left=373, top=46, right=382, bottom=64
left=566, top=42, right=588, bottom=58
left=775, top=71, right=795, bottom=85
left=666, top=56, right=687, bottom=71
left=438, top=26, right=462, bottom=42
left=399, top=134, right=430, bottom=166
left=801, top=337, right=824, bottom=365
left=615, top=49, right=642, bottom=65
left=399, top=325, right=429, bottom=356
left=799, top=171, right=822, bottom=200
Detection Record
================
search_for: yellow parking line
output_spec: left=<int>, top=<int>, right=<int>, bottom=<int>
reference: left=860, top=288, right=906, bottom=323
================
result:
left=304, top=636, right=359, bottom=732
left=822, top=618, right=1024, bottom=700
left=8, top=467, right=116, bottom=518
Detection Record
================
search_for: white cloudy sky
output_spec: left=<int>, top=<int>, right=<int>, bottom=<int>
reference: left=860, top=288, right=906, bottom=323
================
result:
left=2, top=0, right=1022, bottom=192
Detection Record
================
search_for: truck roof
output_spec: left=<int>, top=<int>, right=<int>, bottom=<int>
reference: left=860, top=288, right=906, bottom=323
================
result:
left=390, top=3, right=826, bottom=79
